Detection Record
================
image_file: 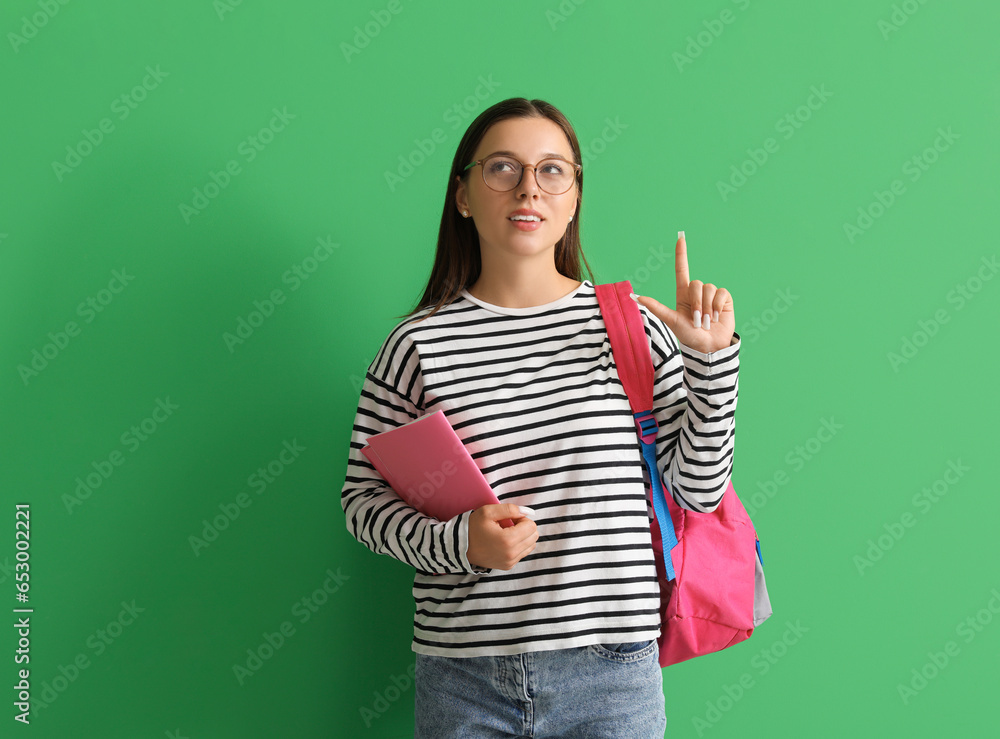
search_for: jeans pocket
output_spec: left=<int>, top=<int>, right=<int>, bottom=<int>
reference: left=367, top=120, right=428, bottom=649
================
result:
left=590, top=639, right=657, bottom=663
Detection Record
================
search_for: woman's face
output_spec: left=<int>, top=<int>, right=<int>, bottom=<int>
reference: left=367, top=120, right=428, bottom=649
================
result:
left=456, top=116, right=579, bottom=262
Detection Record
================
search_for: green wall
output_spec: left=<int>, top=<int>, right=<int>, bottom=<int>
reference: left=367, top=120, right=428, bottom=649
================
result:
left=2, top=1, right=997, bottom=736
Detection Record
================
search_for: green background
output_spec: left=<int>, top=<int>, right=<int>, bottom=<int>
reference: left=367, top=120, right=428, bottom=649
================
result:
left=2, top=0, right=998, bottom=736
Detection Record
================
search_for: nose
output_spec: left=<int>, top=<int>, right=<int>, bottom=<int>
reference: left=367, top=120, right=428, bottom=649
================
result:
left=514, top=165, right=541, bottom=198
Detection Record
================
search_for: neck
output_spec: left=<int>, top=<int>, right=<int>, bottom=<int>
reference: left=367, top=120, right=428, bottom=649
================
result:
left=467, top=261, right=582, bottom=309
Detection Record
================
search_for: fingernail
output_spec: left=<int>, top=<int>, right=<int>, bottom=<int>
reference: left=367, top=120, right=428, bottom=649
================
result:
left=518, top=506, right=537, bottom=516
left=692, top=309, right=701, bottom=329
left=713, top=310, right=719, bottom=323
left=629, top=292, right=640, bottom=303
left=703, top=312, right=711, bottom=330
left=678, top=230, right=685, bottom=240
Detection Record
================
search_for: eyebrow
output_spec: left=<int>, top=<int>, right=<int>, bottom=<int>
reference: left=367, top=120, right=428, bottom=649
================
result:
left=482, top=149, right=573, bottom=161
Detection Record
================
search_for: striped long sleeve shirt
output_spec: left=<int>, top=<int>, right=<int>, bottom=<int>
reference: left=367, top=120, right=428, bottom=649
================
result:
left=340, top=280, right=740, bottom=657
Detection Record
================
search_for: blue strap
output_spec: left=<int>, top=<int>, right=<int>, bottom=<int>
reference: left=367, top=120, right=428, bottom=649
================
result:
left=634, top=410, right=678, bottom=581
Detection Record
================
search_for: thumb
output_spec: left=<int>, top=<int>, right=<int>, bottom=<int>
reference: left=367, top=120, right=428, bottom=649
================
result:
left=475, top=503, right=519, bottom=522
left=632, top=292, right=680, bottom=330
left=492, top=503, right=535, bottom=521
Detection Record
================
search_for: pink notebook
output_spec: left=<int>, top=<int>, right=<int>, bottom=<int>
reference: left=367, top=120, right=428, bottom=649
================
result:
left=361, top=410, right=515, bottom=527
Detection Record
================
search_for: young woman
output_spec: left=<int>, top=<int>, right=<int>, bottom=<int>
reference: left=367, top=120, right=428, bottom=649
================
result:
left=341, top=97, right=739, bottom=737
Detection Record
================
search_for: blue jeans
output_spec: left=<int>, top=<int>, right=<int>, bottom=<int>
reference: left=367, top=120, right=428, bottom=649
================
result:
left=414, top=639, right=666, bottom=738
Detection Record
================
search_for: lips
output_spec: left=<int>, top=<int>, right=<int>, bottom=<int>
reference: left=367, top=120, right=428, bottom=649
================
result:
left=508, top=209, right=544, bottom=222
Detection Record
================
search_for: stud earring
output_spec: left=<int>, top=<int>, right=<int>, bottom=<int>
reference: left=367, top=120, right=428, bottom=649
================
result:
left=463, top=210, right=469, bottom=217
left=569, top=214, right=574, bottom=221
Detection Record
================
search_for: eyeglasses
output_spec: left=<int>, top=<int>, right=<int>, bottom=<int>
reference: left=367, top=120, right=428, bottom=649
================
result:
left=463, top=154, right=581, bottom=195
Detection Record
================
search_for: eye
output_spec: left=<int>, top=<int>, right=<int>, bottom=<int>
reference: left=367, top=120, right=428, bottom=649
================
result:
left=488, top=158, right=518, bottom=174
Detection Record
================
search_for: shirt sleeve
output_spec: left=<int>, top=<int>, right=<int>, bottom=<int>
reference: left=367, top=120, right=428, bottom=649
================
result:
left=340, top=325, right=492, bottom=576
left=639, top=307, right=740, bottom=513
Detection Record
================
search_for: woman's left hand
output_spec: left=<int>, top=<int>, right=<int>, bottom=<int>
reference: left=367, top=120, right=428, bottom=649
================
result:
left=633, top=232, right=736, bottom=354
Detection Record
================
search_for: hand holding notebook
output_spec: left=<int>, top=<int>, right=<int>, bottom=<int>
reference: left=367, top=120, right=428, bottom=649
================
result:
left=361, top=410, right=515, bottom=528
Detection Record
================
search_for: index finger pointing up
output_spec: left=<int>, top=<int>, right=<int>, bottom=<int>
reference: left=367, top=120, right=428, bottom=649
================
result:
left=675, top=231, right=690, bottom=289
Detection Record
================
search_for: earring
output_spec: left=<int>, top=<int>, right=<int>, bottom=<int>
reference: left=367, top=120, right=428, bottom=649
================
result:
left=569, top=214, right=574, bottom=221
left=463, top=210, right=469, bottom=217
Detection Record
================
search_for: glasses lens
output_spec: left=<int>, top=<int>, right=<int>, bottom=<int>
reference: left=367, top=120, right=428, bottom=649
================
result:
left=536, top=158, right=575, bottom=194
left=481, top=156, right=577, bottom=193
left=483, top=156, right=522, bottom=191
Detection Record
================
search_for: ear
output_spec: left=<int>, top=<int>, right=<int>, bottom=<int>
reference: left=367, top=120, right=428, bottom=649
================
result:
left=455, top=175, right=468, bottom=216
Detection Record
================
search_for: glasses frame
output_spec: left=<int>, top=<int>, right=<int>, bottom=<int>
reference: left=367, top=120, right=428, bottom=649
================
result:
left=463, top=154, right=582, bottom=195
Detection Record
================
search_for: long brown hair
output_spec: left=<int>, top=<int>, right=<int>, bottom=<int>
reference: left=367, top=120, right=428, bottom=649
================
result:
left=397, top=97, right=596, bottom=322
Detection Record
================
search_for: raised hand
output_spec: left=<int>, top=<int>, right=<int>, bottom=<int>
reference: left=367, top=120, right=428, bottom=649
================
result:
left=633, top=231, right=736, bottom=354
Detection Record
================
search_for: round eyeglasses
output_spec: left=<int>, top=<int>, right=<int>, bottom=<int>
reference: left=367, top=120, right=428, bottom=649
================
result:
left=463, top=154, right=581, bottom=195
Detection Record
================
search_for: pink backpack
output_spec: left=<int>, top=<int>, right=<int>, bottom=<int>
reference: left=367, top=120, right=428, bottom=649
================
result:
left=596, top=281, right=772, bottom=667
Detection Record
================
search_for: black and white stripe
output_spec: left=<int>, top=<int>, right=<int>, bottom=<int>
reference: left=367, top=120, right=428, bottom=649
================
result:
left=341, top=281, right=740, bottom=657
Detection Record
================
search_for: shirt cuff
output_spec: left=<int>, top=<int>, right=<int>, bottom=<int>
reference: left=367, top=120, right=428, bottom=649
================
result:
left=676, top=331, right=740, bottom=389
left=457, top=509, right=492, bottom=575
left=678, top=330, right=740, bottom=362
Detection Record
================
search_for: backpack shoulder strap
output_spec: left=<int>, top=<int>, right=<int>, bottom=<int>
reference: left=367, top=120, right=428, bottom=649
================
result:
left=595, top=281, right=679, bottom=579
left=594, top=281, right=654, bottom=414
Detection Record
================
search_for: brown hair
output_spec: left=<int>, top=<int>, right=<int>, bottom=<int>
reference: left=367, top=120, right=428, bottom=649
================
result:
left=397, top=97, right=596, bottom=321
